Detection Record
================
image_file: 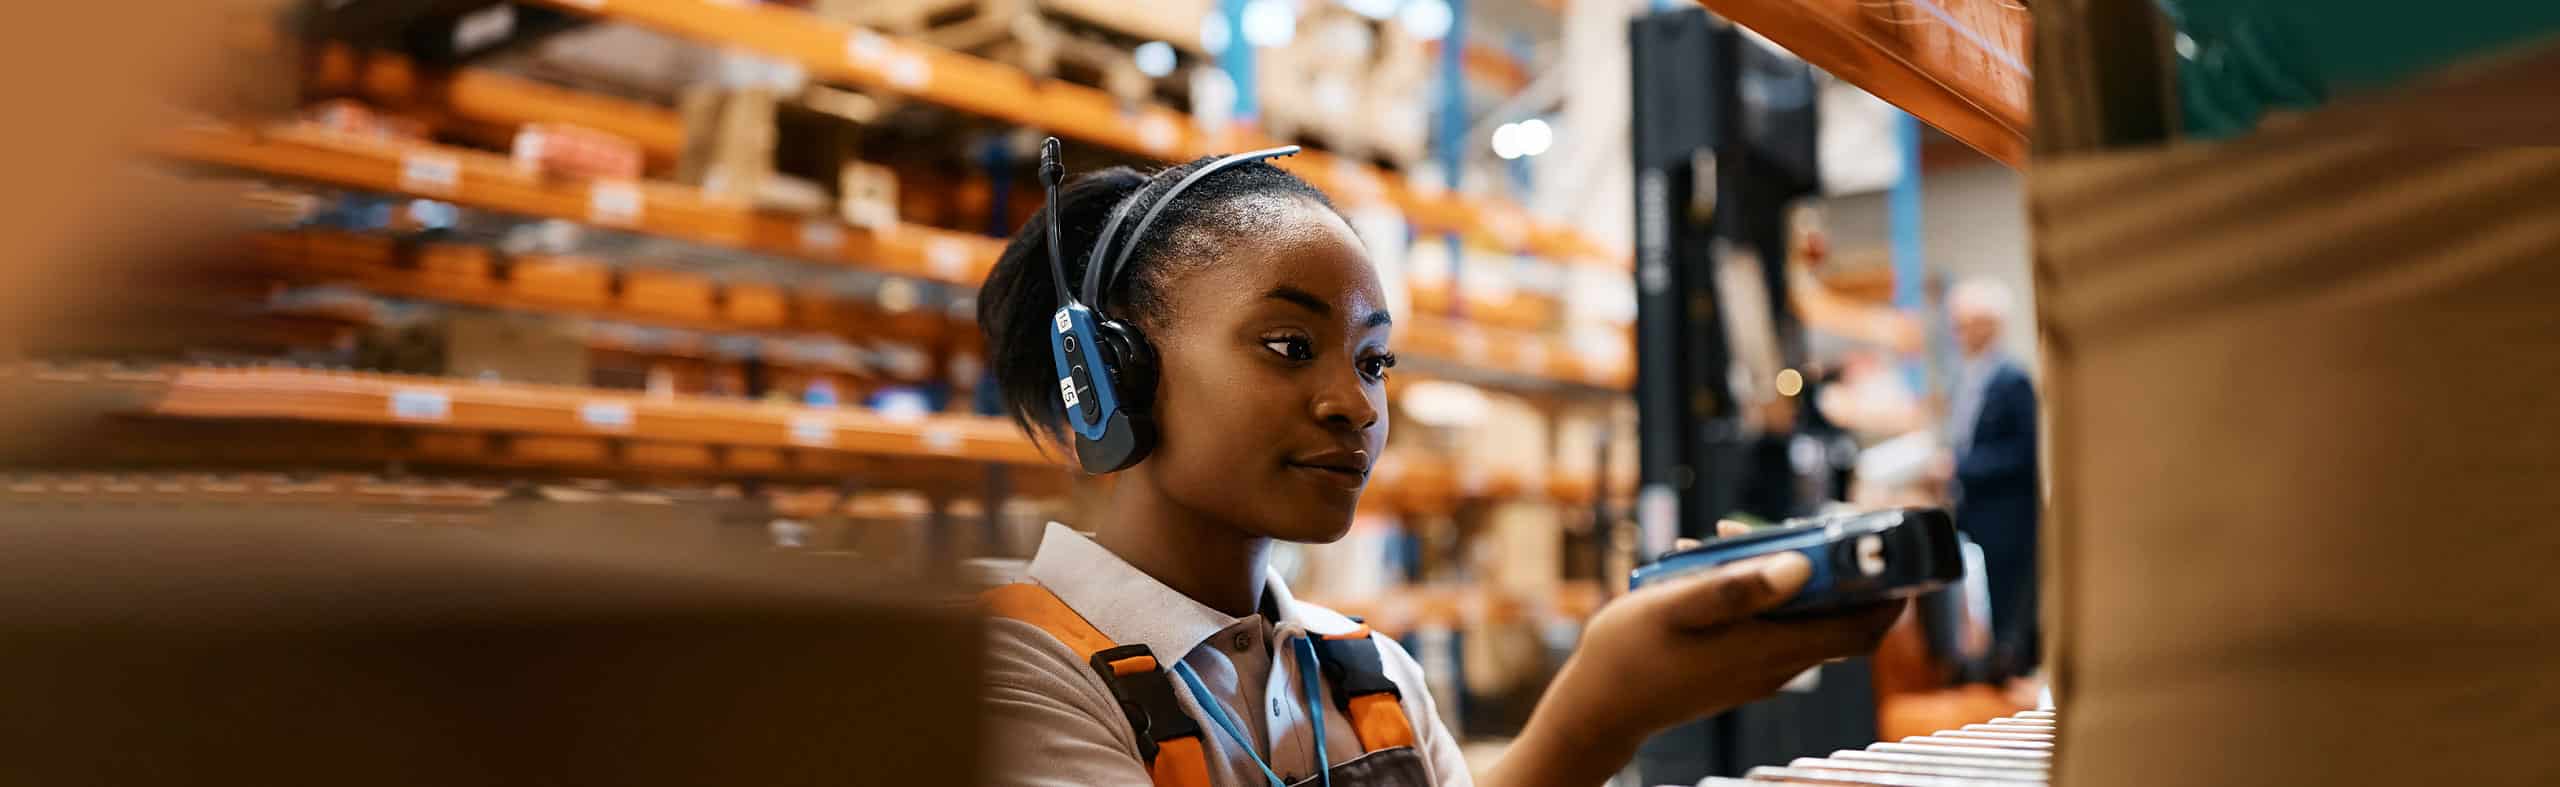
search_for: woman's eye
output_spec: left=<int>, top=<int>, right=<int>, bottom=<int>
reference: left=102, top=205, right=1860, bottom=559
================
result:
left=1262, top=336, right=1314, bottom=361
left=1359, top=353, right=1398, bottom=381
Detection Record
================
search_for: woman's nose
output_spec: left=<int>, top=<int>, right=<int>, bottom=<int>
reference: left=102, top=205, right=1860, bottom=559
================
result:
left=1311, top=378, right=1380, bottom=432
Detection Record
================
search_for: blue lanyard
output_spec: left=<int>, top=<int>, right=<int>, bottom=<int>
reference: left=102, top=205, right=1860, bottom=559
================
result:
left=1169, top=636, right=1333, bottom=787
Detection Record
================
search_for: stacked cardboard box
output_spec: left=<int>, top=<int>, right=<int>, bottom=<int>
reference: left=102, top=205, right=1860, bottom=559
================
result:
left=2032, top=40, right=2560, bottom=787
left=677, top=87, right=895, bottom=227
left=1259, top=6, right=1432, bottom=170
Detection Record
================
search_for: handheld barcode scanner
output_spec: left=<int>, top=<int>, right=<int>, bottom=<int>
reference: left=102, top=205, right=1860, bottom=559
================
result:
left=1037, top=137, right=1299, bottom=474
left=1630, top=507, right=1964, bottom=618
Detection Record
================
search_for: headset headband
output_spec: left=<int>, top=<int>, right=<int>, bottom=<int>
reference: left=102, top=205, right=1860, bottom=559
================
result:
left=1080, top=145, right=1301, bottom=311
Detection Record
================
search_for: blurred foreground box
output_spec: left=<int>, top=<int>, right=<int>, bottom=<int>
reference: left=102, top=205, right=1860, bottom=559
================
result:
left=2031, top=43, right=2560, bottom=787
left=0, top=509, right=984, bottom=787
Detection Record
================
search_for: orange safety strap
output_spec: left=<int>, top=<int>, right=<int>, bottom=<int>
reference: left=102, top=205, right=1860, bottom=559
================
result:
left=1146, top=736, right=1216, bottom=787
left=982, top=582, right=1116, bottom=656
left=1320, top=627, right=1420, bottom=752
left=983, top=583, right=1213, bottom=787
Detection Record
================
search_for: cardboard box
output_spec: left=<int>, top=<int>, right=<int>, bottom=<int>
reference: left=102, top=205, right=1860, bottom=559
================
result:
left=0, top=510, right=983, bottom=787
left=678, top=87, right=873, bottom=218
left=620, top=269, right=717, bottom=324
left=838, top=160, right=899, bottom=229
left=412, top=243, right=499, bottom=297
left=2031, top=46, right=2560, bottom=787
left=359, top=312, right=589, bottom=386
left=506, top=254, right=614, bottom=310
left=512, top=123, right=644, bottom=181
left=678, top=86, right=778, bottom=207
left=722, top=281, right=791, bottom=329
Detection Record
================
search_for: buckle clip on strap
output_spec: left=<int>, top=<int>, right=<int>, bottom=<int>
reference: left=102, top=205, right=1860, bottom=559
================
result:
left=1311, top=632, right=1402, bottom=711
left=1089, top=644, right=1204, bottom=764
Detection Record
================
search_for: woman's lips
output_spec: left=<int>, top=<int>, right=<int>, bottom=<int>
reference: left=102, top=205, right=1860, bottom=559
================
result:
left=1286, top=462, right=1369, bottom=490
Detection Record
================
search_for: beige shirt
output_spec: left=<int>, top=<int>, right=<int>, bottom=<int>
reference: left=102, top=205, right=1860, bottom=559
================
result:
left=983, top=523, right=1473, bottom=787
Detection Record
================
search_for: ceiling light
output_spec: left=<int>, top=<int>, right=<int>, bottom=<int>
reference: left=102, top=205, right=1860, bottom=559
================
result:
left=1134, top=41, right=1177, bottom=78
left=1241, top=0, right=1297, bottom=48
left=1491, top=122, right=1522, bottom=160
left=1516, top=118, right=1553, bottom=157
left=1343, top=0, right=1400, bottom=20
left=1200, top=12, right=1233, bottom=56
left=1398, top=0, right=1452, bottom=41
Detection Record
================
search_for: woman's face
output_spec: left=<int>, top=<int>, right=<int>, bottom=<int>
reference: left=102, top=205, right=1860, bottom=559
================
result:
left=1136, top=199, right=1391, bottom=543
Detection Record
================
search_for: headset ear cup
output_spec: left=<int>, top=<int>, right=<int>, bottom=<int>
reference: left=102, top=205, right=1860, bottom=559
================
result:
left=1078, top=319, right=1157, bottom=471
left=1095, top=320, right=1158, bottom=413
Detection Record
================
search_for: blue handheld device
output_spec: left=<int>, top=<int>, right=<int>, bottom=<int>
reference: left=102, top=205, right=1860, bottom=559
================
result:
left=1628, top=507, right=1963, bottom=618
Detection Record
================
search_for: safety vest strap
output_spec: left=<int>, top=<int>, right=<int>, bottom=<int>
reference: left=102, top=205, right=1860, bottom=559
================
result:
left=984, top=583, right=1212, bottom=787
left=1312, top=627, right=1420, bottom=752
left=988, top=583, right=1423, bottom=778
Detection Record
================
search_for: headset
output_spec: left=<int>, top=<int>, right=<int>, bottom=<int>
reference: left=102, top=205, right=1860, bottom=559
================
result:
left=1038, top=137, right=1299, bottom=474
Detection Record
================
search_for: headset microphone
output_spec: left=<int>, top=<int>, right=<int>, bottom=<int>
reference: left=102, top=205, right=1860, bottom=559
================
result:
left=1037, top=137, right=1299, bottom=475
left=1039, top=137, right=1070, bottom=304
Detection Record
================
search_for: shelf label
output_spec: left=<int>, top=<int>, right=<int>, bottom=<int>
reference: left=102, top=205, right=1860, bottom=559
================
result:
left=800, top=220, right=843, bottom=252
left=1456, top=328, right=1489, bottom=365
left=1136, top=114, right=1180, bottom=154
left=389, top=389, right=451, bottom=422
left=1333, top=158, right=1383, bottom=198
left=399, top=153, right=459, bottom=195
left=845, top=30, right=888, bottom=64
left=888, top=53, right=931, bottom=90
left=588, top=181, right=642, bottom=226
left=788, top=415, right=835, bottom=447
left=578, top=401, right=633, bottom=431
left=922, top=426, right=961, bottom=455
left=1457, top=465, right=1490, bottom=496
left=927, top=239, right=972, bottom=279
left=1518, top=341, right=1549, bottom=376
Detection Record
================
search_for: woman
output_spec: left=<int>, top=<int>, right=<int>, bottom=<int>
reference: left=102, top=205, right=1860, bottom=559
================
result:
left=977, top=143, right=1900, bottom=787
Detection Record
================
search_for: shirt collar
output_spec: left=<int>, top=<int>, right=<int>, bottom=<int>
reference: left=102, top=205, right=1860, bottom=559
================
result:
left=1025, top=523, right=1365, bottom=661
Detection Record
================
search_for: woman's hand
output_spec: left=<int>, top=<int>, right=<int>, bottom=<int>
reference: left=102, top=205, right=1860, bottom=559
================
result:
left=1487, top=521, right=1904, bottom=787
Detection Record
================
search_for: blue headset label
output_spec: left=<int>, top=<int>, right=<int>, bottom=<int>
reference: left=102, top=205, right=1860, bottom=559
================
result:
left=1059, top=376, right=1080, bottom=409
left=1055, top=310, right=1072, bottom=333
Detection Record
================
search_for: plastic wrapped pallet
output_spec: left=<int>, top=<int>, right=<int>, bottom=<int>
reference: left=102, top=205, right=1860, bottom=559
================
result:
left=2032, top=45, right=2560, bottom=787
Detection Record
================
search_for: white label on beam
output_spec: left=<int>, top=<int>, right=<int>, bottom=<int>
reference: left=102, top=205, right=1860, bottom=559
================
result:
left=588, top=181, right=642, bottom=226
left=399, top=153, right=459, bottom=195
left=928, top=239, right=972, bottom=280
left=1137, top=114, right=1180, bottom=154
left=800, top=220, right=844, bottom=252
left=788, top=415, right=835, bottom=447
left=1518, top=341, right=1548, bottom=377
left=579, top=401, right=633, bottom=431
left=390, top=389, right=451, bottom=422
left=923, top=426, right=961, bottom=455
left=1456, top=328, right=1489, bottom=365
left=887, top=53, right=931, bottom=90
left=846, top=30, right=888, bottom=64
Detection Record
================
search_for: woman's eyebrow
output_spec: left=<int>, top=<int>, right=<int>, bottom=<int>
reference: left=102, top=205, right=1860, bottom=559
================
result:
left=1264, top=285, right=1389, bottom=327
left=1263, top=286, right=1331, bottom=316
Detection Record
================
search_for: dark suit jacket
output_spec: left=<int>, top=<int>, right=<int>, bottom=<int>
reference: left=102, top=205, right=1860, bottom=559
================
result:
left=1956, top=362, right=2040, bottom=554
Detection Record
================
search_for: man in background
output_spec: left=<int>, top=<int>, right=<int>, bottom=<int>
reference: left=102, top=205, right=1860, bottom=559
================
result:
left=1941, top=278, right=2040, bottom=679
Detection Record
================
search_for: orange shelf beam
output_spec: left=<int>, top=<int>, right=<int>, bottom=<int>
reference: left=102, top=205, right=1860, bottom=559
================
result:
left=308, top=45, right=689, bottom=173
left=154, top=124, right=1006, bottom=286
left=144, top=366, right=1051, bottom=466
left=1694, top=0, right=2029, bottom=168
left=1398, top=317, right=1634, bottom=391
left=521, top=0, right=1627, bottom=269
left=234, top=228, right=1628, bottom=391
